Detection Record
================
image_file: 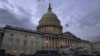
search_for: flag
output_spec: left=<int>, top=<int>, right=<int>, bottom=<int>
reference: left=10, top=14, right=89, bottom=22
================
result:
left=66, top=24, right=69, bottom=27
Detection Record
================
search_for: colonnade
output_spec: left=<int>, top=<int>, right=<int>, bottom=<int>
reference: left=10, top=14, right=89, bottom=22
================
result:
left=44, top=36, right=78, bottom=49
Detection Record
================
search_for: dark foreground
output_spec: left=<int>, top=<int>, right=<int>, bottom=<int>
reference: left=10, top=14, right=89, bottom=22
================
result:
left=0, top=49, right=100, bottom=56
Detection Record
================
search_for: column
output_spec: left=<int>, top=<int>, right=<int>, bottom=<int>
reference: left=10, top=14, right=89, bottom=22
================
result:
left=45, top=37, right=49, bottom=48
left=54, top=38, right=55, bottom=48
left=64, top=39, right=65, bottom=46
left=49, top=37, right=51, bottom=48
left=57, top=38, right=59, bottom=48
left=45, top=26, right=47, bottom=31
left=70, top=40, right=72, bottom=48
left=44, top=37, right=46, bottom=48
left=72, top=40, right=74, bottom=48
left=52, top=38, right=53, bottom=48
left=71, top=40, right=73, bottom=48
left=52, top=25, right=53, bottom=31
left=47, top=25, right=49, bottom=31
left=48, top=37, right=49, bottom=48
left=73, top=40, right=75, bottom=48
left=55, top=38, right=57, bottom=48
left=50, top=37, right=51, bottom=48
left=58, top=37, right=60, bottom=48
left=46, top=37, right=47, bottom=48
left=67, top=40, right=69, bottom=47
left=69, top=40, right=70, bottom=48
left=56, top=26, right=58, bottom=32
left=66, top=39, right=68, bottom=46
left=60, top=38, right=62, bottom=47
left=62, top=38, right=64, bottom=47
left=56, top=38, right=58, bottom=47
left=51, top=38, right=52, bottom=48
left=63, top=38, right=64, bottom=46
left=47, top=25, right=48, bottom=31
left=61, top=38, right=64, bottom=47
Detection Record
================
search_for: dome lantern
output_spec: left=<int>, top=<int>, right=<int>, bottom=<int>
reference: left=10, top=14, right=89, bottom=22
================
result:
left=48, top=3, right=52, bottom=12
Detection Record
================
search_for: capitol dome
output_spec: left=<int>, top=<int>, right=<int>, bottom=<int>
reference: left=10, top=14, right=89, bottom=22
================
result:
left=37, top=3, right=62, bottom=33
left=39, top=9, right=60, bottom=26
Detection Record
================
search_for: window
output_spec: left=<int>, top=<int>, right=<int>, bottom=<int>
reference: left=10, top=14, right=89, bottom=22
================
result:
left=24, top=40, right=27, bottom=46
left=31, top=41, right=34, bottom=46
left=46, top=26, right=54, bottom=31
left=11, top=33, right=14, bottom=36
left=36, top=41, right=38, bottom=47
left=8, top=38, right=13, bottom=44
left=31, top=36, right=34, bottom=39
left=37, top=37, right=38, bottom=39
left=16, top=39, right=20, bottom=45
left=49, top=26, right=54, bottom=31
left=25, top=35, right=27, bottom=38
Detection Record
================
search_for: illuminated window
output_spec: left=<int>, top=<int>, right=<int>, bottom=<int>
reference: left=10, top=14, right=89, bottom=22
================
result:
left=45, top=26, right=54, bottom=31
left=48, top=26, right=54, bottom=31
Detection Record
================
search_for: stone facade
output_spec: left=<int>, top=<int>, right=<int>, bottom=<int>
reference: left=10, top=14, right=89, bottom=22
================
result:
left=1, top=25, right=43, bottom=55
left=0, top=25, right=82, bottom=55
left=0, top=25, right=95, bottom=55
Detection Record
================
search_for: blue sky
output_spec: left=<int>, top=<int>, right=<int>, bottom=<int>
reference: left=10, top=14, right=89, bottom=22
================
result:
left=0, top=0, right=100, bottom=42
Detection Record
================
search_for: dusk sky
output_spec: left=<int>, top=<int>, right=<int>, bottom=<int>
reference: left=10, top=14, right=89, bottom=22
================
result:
left=0, top=0, right=100, bottom=42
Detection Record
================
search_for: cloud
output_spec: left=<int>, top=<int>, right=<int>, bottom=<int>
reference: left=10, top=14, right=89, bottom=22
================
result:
left=0, top=8, right=36, bottom=30
left=0, top=0, right=37, bottom=30
left=78, top=7, right=100, bottom=28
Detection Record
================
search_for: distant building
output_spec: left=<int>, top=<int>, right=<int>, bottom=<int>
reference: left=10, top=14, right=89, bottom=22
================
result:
left=0, top=3, right=94, bottom=55
left=92, top=42, right=100, bottom=53
left=77, top=40, right=92, bottom=55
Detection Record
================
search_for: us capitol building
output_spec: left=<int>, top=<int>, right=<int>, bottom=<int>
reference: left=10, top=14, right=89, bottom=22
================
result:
left=0, top=4, right=100, bottom=55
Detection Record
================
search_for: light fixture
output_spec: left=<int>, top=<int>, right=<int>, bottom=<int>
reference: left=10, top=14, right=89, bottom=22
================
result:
left=45, top=40, right=48, bottom=43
